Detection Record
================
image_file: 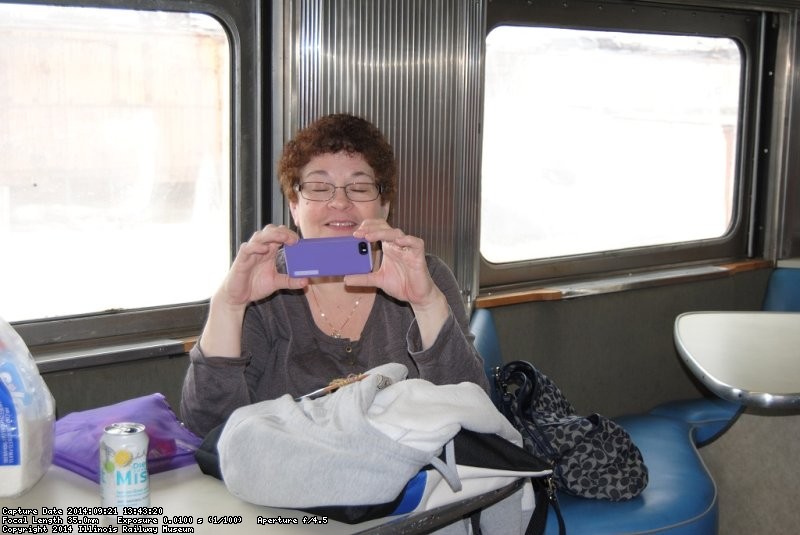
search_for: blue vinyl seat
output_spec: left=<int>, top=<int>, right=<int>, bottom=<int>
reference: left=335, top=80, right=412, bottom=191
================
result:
left=470, top=307, right=742, bottom=535
left=762, top=267, right=800, bottom=311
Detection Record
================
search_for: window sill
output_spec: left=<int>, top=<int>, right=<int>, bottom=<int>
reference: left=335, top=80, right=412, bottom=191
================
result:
left=33, top=335, right=198, bottom=374
left=476, top=259, right=772, bottom=308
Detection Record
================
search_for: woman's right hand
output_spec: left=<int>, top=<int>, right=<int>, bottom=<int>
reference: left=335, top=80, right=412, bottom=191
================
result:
left=217, top=224, right=309, bottom=308
left=200, top=225, right=307, bottom=358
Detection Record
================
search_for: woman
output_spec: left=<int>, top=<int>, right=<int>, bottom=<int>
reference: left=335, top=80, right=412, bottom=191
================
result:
left=180, top=113, right=488, bottom=436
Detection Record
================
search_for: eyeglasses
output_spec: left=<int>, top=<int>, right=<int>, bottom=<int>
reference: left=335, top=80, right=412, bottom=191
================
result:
left=295, top=181, right=383, bottom=202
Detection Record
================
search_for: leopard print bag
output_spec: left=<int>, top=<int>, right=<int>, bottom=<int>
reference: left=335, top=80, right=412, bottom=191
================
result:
left=494, top=360, right=648, bottom=501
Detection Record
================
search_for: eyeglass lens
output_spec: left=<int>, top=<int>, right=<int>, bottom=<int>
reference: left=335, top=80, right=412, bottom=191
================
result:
left=298, top=182, right=380, bottom=201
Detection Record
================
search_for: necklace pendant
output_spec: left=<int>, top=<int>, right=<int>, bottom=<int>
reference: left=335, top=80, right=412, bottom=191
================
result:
left=310, top=286, right=361, bottom=341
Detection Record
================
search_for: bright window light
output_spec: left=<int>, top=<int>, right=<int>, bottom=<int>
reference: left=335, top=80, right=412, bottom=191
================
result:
left=481, top=26, right=741, bottom=263
left=0, top=4, right=231, bottom=322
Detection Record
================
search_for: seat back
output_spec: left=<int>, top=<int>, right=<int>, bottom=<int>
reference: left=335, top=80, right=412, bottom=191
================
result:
left=470, top=308, right=504, bottom=402
left=762, top=268, right=800, bottom=311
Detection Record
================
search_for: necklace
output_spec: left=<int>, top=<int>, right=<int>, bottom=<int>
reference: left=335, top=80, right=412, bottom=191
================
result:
left=310, top=286, right=361, bottom=339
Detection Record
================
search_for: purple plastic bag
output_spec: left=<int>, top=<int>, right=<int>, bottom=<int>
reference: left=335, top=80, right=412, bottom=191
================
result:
left=53, top=393, right=202, bottom=482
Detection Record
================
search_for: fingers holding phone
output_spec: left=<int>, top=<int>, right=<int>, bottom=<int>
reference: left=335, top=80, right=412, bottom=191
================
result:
left=222, top=225, right=306, bottom=307
left=348, top=222, right=439, bottom=306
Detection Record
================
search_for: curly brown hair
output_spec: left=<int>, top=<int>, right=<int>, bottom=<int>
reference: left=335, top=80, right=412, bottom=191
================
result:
left=278, top=113, right=397, bottom=206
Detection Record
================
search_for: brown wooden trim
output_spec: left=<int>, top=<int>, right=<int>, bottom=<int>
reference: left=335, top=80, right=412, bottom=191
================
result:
left=181, top=336, right=199, bottom=353
left=475, top=288, right=564, bottom=308
left=718, top=259, right=772, bottom=274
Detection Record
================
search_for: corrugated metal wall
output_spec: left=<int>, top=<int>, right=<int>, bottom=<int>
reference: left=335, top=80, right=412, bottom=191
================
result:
left=276, top=0, right=486, bottom=306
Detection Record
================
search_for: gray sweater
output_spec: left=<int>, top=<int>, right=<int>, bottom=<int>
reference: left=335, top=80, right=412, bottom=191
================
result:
left=180, top=255, right=489, bottom=436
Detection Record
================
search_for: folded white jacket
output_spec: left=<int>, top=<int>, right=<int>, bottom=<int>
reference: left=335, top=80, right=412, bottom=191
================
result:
left=217, top=363, right=523, bottom=508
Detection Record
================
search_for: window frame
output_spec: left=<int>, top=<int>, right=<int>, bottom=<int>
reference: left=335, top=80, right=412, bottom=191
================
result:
left=480, top=0, right=770, bottom=288
left=7, top=0, right=264, bottom=358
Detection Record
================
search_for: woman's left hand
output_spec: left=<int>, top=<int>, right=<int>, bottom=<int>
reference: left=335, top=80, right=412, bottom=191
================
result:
left=349, top=220, right=449, bottom=349
left=348, top=220, right=439, bottom=306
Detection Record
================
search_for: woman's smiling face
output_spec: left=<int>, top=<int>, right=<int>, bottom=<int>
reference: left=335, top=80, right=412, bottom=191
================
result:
left=289, top=151, right=390, bottom=238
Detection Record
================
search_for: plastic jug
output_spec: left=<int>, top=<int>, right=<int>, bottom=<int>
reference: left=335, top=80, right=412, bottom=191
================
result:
left=0, top=315, right=55, bottom=497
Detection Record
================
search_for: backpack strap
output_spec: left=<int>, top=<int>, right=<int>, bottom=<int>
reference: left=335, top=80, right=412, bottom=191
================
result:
left=428, top=439, right=463, bottom=492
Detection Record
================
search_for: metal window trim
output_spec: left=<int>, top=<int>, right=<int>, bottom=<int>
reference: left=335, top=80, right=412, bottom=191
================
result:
left=480, top=0, right=774, bottom=288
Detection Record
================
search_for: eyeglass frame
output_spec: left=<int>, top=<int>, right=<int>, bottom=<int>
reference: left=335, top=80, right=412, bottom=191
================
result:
left=294, top=181, right=384, bottom=202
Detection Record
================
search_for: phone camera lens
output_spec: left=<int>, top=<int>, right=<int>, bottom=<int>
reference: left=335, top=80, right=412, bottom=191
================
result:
left=358, top=241, right=368, bottom=255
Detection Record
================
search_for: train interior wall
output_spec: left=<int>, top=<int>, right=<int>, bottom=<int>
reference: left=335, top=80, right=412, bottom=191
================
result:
left=42, top=354, right=188, bottom=420
left=488, top=269, right=771, bottom=418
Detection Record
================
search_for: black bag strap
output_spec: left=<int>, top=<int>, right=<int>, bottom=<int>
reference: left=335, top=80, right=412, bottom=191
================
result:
left=494, top=365, right=567, bottom=535
left=529, top=476, right=566, bottom=535
left=470, top=511, right=483, bottom=535
left=495, top=363, right=562, bottom=463
left=455, top=430, right=563, bottom=535
left=469, top=476, right=564, bottom=535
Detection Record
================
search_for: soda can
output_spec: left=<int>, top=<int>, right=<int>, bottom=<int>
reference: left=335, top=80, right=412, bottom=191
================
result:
left=100, top=422, right=149, bottom=507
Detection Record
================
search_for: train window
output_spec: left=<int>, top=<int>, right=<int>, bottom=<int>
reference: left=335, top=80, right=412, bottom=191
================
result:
left=479, top=0, right=764, bottom=288
left=482, top=25, right=741, bottom=264
left=0, top=3, right=231, bottom=323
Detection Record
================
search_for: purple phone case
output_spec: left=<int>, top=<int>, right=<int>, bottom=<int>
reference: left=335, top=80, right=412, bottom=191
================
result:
left=284, top=236, right=373, bottom=277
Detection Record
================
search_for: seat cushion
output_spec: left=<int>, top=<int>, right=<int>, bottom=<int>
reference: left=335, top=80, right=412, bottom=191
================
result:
left=545, top=415, right=717, bottom=534
left=649, top=398, right=742, bottom=445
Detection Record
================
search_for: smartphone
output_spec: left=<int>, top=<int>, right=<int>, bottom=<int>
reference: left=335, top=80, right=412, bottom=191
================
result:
left=284, top=236, right=373, bottom=278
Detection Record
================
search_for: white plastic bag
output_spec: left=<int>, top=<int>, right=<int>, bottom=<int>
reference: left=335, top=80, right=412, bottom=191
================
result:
left=0, top=315, right=55, bottom=497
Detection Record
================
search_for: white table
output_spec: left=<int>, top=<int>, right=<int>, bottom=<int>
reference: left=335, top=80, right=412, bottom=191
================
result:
left=1, top=464, right=522, bottom=534
left=1, top=464, right=378, bottom=534
left=673, top=311, right=800, bottom=409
